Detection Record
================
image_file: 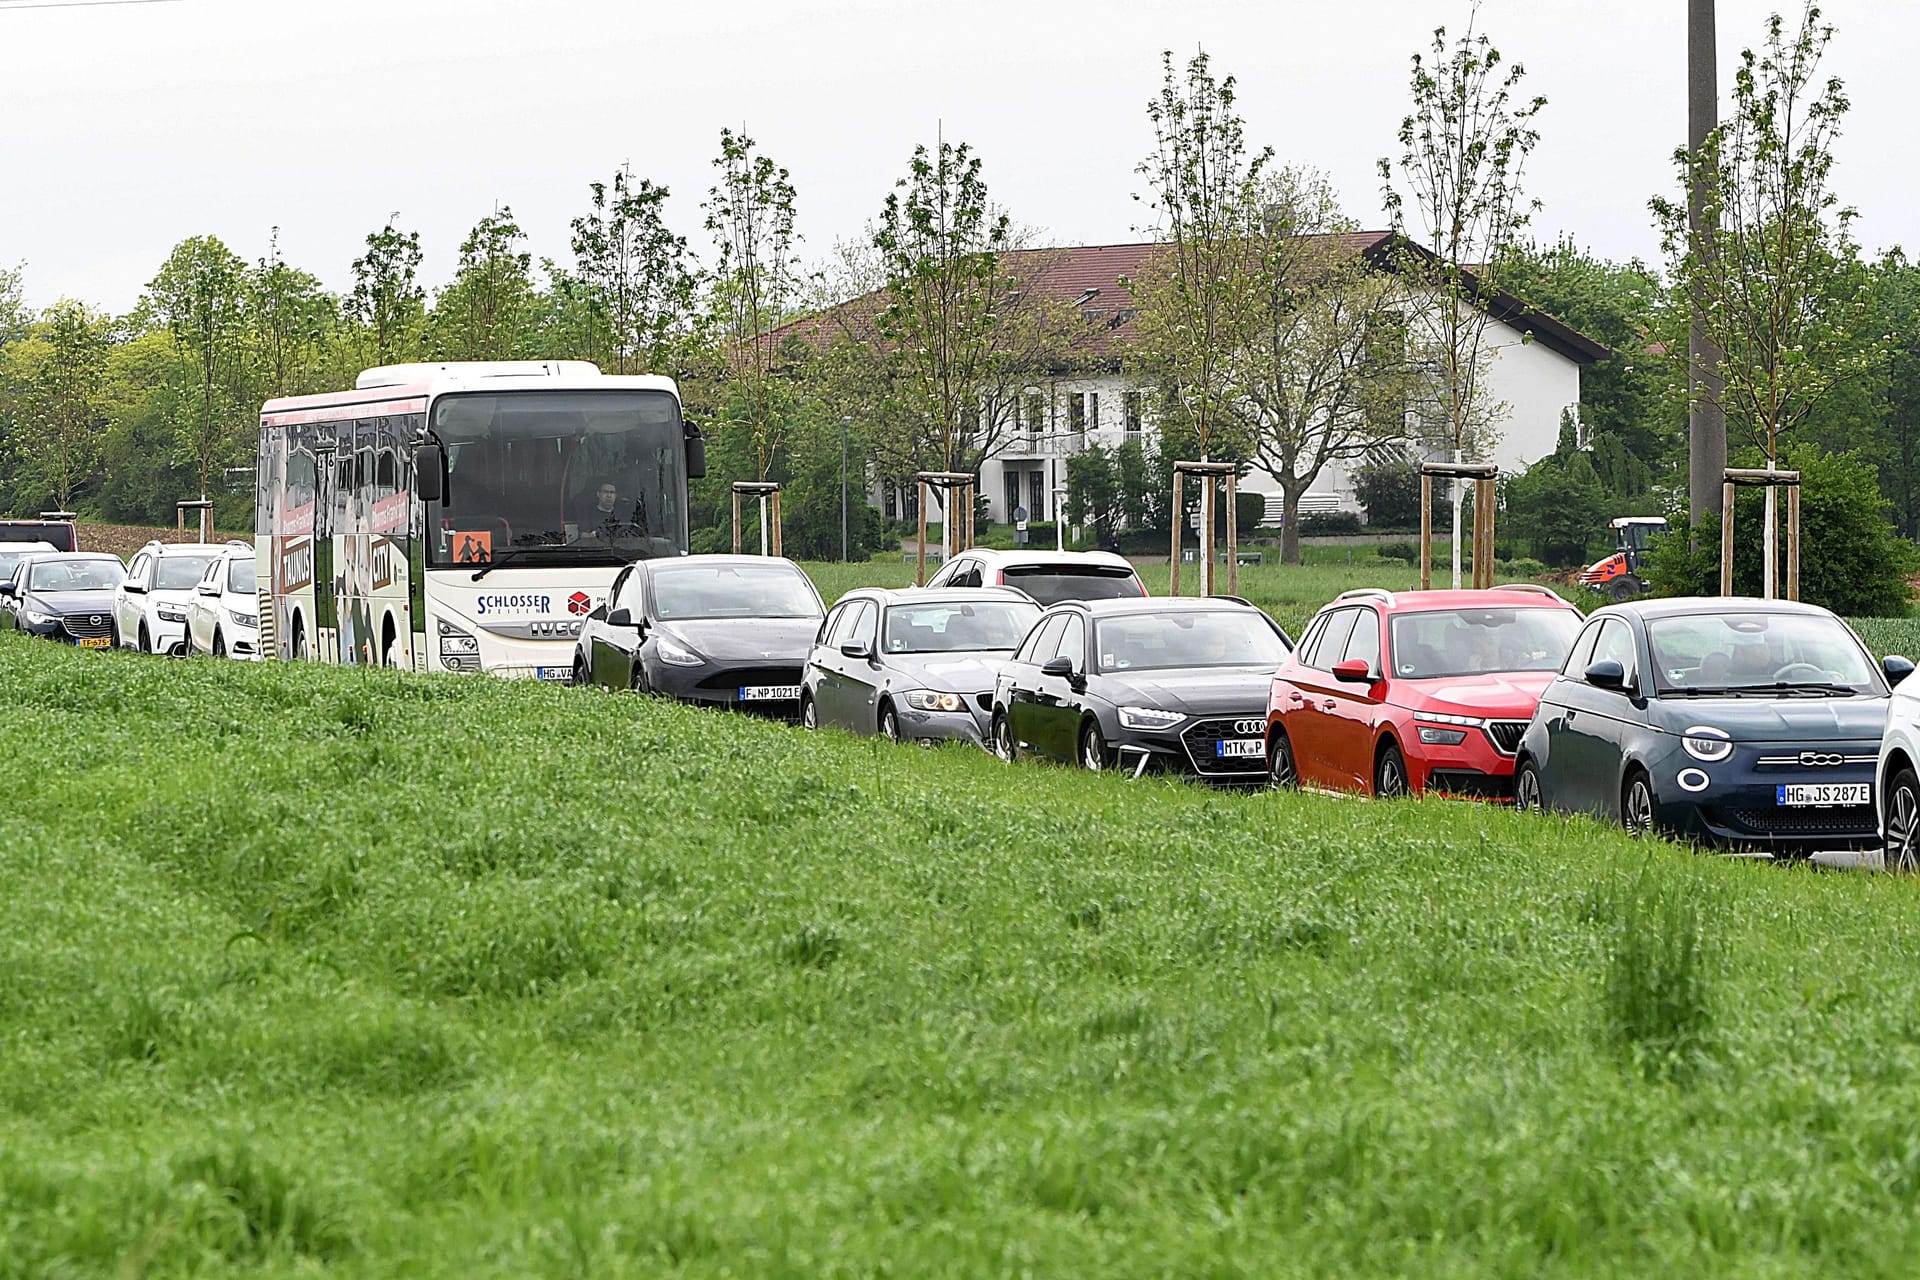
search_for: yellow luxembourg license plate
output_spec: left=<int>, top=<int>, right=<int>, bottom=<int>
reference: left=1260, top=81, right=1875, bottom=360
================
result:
left=76, top=636, right=111, bottom=649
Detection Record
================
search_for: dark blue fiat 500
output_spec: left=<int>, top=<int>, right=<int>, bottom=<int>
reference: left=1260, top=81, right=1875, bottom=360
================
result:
left=1514, top=597, right=1912, bottom=855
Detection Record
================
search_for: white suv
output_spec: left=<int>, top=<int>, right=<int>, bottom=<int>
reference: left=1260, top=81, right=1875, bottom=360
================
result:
left=1874, top=655, right=1920, bottom=868
left=185, top=543, right=261, bottom=660
left=114, top=541, right=225, bottom=655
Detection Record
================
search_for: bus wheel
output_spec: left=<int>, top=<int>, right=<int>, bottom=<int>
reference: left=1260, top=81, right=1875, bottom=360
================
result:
left=291, top=616, right=307, bottom=662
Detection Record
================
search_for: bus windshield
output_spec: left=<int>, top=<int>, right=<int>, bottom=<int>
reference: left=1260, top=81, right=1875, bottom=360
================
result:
left=427, top=389, right=686, bottom=568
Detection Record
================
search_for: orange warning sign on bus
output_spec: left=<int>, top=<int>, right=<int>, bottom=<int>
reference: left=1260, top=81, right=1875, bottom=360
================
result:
left=452, top=530, right=493, bottom=563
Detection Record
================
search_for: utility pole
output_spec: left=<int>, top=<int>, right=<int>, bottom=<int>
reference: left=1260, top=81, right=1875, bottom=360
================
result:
left=1687, top=0, right=1726, bottom=527
left=840, top=416, right=850, bottom=562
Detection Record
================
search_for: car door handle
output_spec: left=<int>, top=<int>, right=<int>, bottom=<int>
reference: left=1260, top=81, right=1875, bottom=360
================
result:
left=1321, top=699, right=1337, bottom=711
left=1288, top=691, right=1304, bottom=703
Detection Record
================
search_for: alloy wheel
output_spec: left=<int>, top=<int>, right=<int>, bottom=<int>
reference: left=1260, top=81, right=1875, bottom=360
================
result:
left=1515, top=762, right=1543, bottom=812
left=1886, top=770, right=1920, bottom=872
left=1375, top=744, right=1408, bottom=798
left=801, top=695, right=818, bottom=731
left=1080, top=722, right=1106, bottom=771
left=1267, top=731, right=1297, bottom=790
left=879, top=704, right=901, bottom=743
left=213, top=630, right=226, bottom=658
left=992, top=714, right=1017, bottom=763
left=1623, top=773, right=1656, bottom=837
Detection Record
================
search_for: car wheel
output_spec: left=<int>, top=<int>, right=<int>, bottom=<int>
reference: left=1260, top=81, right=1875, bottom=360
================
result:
left=291, top=617, right=306, bottom=662
left=212, top=629, right=226, bottom=659
left=628, top=661, right=649, bottom=694
left=992, top=712, right=1018, bottom=763
left=1622, top=768, right=1657, bottom=837
left=110, top=618, right=123, bottom=649
left=1079, top=719, right=1108, bottom=771
left=800, top=693, right=818, bottom=730
left=1515, top=759, right=1545, bottom=812
left=1606, top=578, right=1640, bottom=604
left=878, top=702, right=901, bottom=744
left=1374, top=741, right=1409, bottom=798
left=138, top=624, right=151, bottom=655
left=1267, top=727, right=1298, bottom=790
left=1885, top=767, right=1920, bottom=872
left=573, top=655, right=590, bottom=687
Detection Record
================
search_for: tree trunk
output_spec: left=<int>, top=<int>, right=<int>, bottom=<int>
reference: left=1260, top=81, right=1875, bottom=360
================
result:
left=1687, top=0, right=1727, bottom=527
left=1280, top=484, right=1304, bottom=565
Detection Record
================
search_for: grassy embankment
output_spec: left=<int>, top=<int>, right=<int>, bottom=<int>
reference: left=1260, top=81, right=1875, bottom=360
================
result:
left=9, top=636, right=1920, bottom=1275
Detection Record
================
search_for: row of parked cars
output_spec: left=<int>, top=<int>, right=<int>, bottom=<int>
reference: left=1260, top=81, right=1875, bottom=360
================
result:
left=568, top=548, right=1919, bottom=862
left=12, top=533, right=1914, bottom=862
left=0, top=540, right=261, bottom=658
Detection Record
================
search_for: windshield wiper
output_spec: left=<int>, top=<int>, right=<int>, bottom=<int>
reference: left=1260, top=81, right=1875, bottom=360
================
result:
left=470, top=544, right=622, bottom=580
left=1762, top=682, right=1857, bottom=697
left=1659, top=685, right=1754, bottom=698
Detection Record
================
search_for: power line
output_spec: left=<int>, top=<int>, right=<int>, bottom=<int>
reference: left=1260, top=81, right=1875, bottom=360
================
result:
left=0, top=0, right=181, bottom=10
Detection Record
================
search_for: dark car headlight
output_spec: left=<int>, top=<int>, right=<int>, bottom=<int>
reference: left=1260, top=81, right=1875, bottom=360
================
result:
left=1681, top=726, right=1735, bottom=762
left=1417, top=726, right=1469, bottom=746
left=905, top=690, right=967, bottom=713
left=655, top=637, right=703, bottom=667
left=19, top=607, right=57, bottom=627
left=1118, top=705, right=1184, bottom=730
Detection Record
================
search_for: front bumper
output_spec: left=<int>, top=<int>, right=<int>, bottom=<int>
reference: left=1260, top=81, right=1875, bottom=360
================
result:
left=1109, top=712, right=1271, bottom=786
left=650, top=660, right=807, bottom=721
left=897, top=696, right=992, bottom=748
left=1407, top=732, right=1522, bottom=801
left=1653, top=745, right=1879, bottom=852
left=24, top=617, right=113, bottom=648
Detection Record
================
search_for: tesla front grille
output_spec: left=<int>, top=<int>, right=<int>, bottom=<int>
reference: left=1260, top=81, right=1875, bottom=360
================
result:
left=694, top=665, right=801, bottom=691
left=1180, top=717, right=1268, bottom=776
left=61, top=613, right=112, bottom=640
left=1484, top=721, right=1528, bottom=755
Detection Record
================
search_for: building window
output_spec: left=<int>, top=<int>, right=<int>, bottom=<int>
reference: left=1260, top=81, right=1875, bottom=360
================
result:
left=1088, top=392, right=1100, bottom=432
left=1124, top=391, right=1143, bottom=440
left=1025, top=392, right=1045, bottom=438
left=905, top=489, right=918, bottom=523
left=1068, top=393, right=1086, bottom=433
left=1005, top=472, right=1020, bottom=521
left=1029, top=471, right=1045, bottom=522
left=884, top=487, right=897, bottom=522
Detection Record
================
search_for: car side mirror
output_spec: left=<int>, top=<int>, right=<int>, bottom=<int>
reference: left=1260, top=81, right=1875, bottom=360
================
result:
left=124, top=581, right=148, bottom=595
left=1885, top=654, right=1916, bottom=684
left=414, top=444, right=445, bottom=503
left=684, top=430, right=707, bottom=480
left=0, top=582, right=13, bottom=596
left=198, top=582, right=221, bottom=596
left=607, top=607, right=636, bottom=628
left=1331, top=658, right=1375, bottom=684
left=1584, top=659, right=1628, bottom=691
left=1040, top=656, right=1074, bottom=678
left=840, top=640, right=875, bottom=661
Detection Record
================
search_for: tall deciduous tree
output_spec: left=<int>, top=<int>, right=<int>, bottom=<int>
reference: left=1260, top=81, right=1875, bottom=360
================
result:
left=705, top=129, right=802, bottom=482
left=5, top=300, right=110, bottom=510
left=432, top=206, right=534, bottom=362
left=1379, top=6, right=1545, bottom=585
left=347, top=215, right=425, bottom=366
left=145, top=235, right=251, bottom=500
left=1651, top=2, right=1880, bottom=596
left=867, top=140, right=1073, bottom=493
left=569, top=168, right=697, bottom=375
left=247, top=228, right=334, bottom=398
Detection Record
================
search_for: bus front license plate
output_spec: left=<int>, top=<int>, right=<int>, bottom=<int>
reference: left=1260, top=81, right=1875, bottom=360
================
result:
left=741, top=685, right=800, bottom=702
left=1216, top=738, right=1264, bottom=759
left=535, top=667, right=570, bottom=682
left=1777, top=782, right=1869, bottom=807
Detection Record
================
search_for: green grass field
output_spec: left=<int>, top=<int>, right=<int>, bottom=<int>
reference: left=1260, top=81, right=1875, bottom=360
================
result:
left=9, top=636, right=1920, bottom=1276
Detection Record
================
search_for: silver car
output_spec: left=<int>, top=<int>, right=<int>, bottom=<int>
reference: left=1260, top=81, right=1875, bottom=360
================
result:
left=802, top=587, right=1041, bottom=746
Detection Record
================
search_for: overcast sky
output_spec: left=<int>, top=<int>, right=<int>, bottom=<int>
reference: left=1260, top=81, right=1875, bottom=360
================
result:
left=3, top=0, right=1914, bottom=314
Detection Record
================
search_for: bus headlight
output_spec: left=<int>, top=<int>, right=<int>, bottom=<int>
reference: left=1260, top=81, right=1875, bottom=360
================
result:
left=439, top=629, right=479, bottom=655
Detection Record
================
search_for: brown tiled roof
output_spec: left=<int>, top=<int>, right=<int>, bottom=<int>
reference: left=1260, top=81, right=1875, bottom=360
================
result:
left=774, top=231, right=1608, bottom=367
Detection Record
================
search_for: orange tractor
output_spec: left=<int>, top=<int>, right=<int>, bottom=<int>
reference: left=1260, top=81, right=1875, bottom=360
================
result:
left=1578, top=516, right=1667, bottom=602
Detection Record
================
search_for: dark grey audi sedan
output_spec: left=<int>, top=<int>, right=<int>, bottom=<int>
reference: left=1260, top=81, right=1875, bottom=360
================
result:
left=991, top=596, right=1292, bottom=783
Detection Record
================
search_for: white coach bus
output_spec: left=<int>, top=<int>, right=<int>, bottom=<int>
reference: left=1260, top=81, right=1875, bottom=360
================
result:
left=255, top=361, right=705, bottom=677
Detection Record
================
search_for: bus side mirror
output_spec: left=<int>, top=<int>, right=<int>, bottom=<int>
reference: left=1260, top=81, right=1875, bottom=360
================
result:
left=414, top=445, right=445, bottom=503
left=685, top=431, right=707, bottom=480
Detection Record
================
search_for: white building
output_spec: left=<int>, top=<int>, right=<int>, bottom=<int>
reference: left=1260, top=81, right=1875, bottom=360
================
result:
left=800, top=234, right=1606, bottom=528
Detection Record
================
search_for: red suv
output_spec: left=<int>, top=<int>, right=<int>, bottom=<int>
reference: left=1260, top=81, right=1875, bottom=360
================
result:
left=1266, top=586, right=1583, bottom=799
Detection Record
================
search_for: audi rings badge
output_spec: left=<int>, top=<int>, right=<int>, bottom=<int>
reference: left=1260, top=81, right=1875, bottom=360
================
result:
left=1233, top=718, right=1266, bottom=736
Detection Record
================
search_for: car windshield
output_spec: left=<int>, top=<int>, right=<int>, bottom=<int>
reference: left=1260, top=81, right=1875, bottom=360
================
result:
left=1096, top=610, right=1288, bottom=672
left=228, top=558, right=255, bottom=594
left=651, top=564, right=820, bottom=621
left=883, top=600, right=1039, bottom=654
left=26, top=559, right=123, bottom=592
left=1389, top=607, right=1582, bottom=679
left=1002, top=564, right=1144, bottom=606
left=0, top=547, right=52, bottom=580
left=1648, top=612, right=1881, bottom=695
left=154, top=555, right=216, bottom=591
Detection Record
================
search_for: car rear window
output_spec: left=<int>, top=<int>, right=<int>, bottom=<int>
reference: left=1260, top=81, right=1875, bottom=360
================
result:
left=1001, top=565, right=1144, bottom=606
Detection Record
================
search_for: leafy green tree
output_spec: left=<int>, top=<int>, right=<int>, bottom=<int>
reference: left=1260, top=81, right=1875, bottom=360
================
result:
left=705, top=129, right=802, bottom=482
left=1065, top=442, right=1125, bottom=541
left=347, top=216, right=426, bottom=366
left=247, top=229, right=335, bottom=398
left=569, top=167, right=697, bottom=375
left=1651, top=3, right=1881, bottom=596
left=3, top=300, right=110, bottom=510
left=1645, top=445, right=1917, bottom=615
left=1353, top=451, right=1423, bottom=528
left=145, top=235, right=252, bottom=501
left=94, top=330, right=194, bottom=524
left=1380, top=9, right=1545, bottom=584
left=1503, top=414, right=1611, bottom=566
left=431, top=207, right=535, bottom=362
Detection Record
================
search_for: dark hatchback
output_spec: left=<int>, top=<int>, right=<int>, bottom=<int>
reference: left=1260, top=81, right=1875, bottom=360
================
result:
left=0, top=553, right=128, bottom=647
left=1515, top=597, right=1906, bottom=854
left=572, top=555, right=825, bottom=717
left=991, top=597, right=1292, bottom=783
